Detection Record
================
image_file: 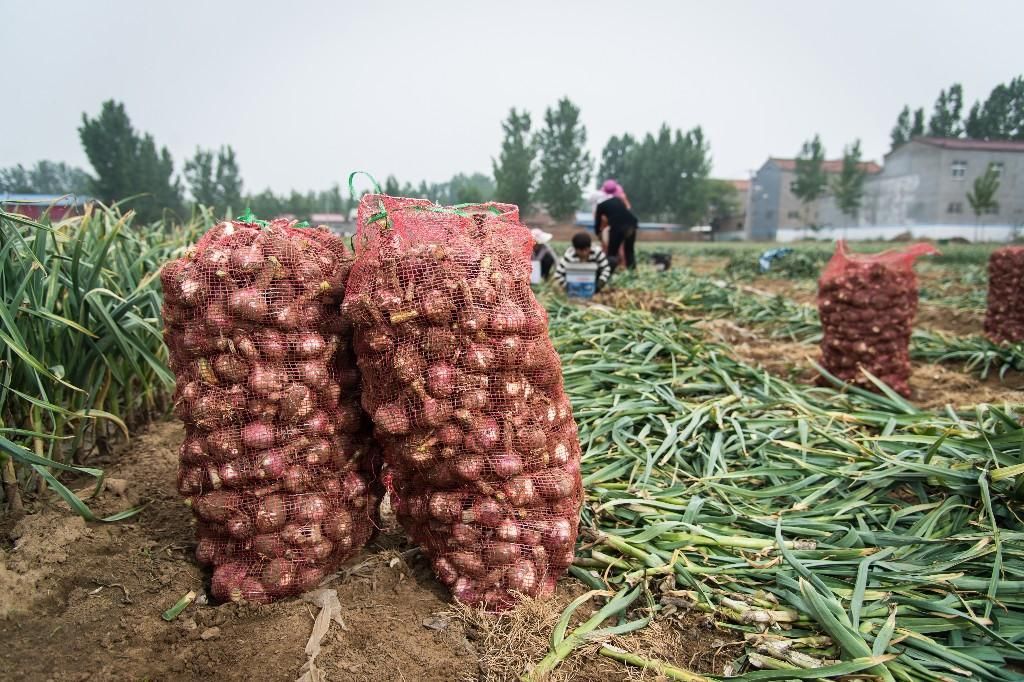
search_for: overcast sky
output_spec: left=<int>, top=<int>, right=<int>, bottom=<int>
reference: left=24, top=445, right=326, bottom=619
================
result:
left=3, top=0, right=1022, bottom=195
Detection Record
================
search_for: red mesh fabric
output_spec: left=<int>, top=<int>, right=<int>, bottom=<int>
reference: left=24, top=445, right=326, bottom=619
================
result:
left=817, top=240, right=938, bottom=397
left=161, top=219, right=381, bottom=604
left=985, top=246, right=1024, bottom=344
left=343, top=195, right=583, bottom=610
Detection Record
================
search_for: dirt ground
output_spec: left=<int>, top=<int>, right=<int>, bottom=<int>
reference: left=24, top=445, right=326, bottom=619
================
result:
left=0, top=422, right=736, bottom=682
left=915, top=302, right=985, bottom=339
left=743, top=277, right=817, bottom=307
left=674, top=255, right=729, bottom=277
left=698, top=318, right=1024, bottom=408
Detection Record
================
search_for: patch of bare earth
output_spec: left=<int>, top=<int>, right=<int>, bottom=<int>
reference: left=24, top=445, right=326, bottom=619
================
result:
left=698, top=319, right=818, bottom=383
left=916, top=303, right=986, bottom=338
left=908, top=363, right=1024, bottom=410
left=593, top=289, right=687, bottom=315
left=0, top=421, right=736, bottom=681
left=696, top=320, right=1023, bottom=409
left=450, top=582, right=739, bottom=682
left=678, top=256, right=729, bottom=276
left=745, top=276, right=817, bottom=306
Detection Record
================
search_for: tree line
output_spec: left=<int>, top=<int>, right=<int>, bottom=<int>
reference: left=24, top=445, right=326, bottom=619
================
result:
left=4, top=94, right=741, bottom=225
left=489, top=99, right=732, bottom=225
left=891, top=76, right=1024, bottom=148
left=0, top=100, right=353, bottom=224
left=6, top=77, right=1020, bottom=228
left=2, top=96, right=730, bottom=227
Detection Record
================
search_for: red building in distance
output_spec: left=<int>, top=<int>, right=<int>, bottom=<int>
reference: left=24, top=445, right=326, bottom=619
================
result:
left=0, top=193, right=94, bottom=221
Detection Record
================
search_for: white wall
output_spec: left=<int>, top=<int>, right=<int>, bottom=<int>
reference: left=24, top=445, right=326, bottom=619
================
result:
left=775, top=224, right=1021, bottom=243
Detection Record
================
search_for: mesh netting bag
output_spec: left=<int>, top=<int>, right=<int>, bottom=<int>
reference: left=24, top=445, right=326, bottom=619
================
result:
left=343, top=195, right=583, bottom=610
left=985, top=246, right=1024, bottom=344
left=161, top=217, right=380, bottom=603
left=817, top=240, right=937, bottom=397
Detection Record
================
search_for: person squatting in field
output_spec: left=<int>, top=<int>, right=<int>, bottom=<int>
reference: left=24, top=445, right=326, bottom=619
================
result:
left=555, top=232, right=611, bottom=292
left=530, top=227, right=558, bottom=280
left=593, top=179, right=638, bottom=272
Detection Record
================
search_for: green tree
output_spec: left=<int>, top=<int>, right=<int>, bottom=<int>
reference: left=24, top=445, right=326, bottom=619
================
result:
left=492, top=108, right=536, bottom=211
left=78, top=101, right=137, bottom=203
left=967, top=164, right=1000, bottom=221
left=535, top=97, right=593, bottom=220
left=30, top=161, right=91, bottom=195
left=285, top=190, right=318, bottom=220
left=911, top=108, right=926, bottom=137
left=609, top=124, right=710, bottom=224
left=455, top=183, right=483, bottom=204
left=383, top=175, right=401, bottom=196
left=598, top=134, right=636, bottom=185
left=832, top=140, right=866, bottom=226
left=448, top=173, right=495, bottom=204
left=247, top=189, right=283, bottom=218
left=185, top=146, right=244, bottom=216
left=0, top=161, right=92, bottom=195
left=670, top=127, right=712, bottom=226
left=616, top=129, right=668, bottom=220
left=215, top=147, right=243, bottom=214
left=964, top=101, right=984, bottom=139
left=412, top=180, right=450, bottom=204
left=135, top=134, right=182, bottom=221
left=705, top=179, right=741, bottom=235
left=0, top=165, right=33, bottom=192
left=184, top=149, right=218, bottom=208
left=416, top=181, right=430, bottom=201
left=315, top=184, right=344, bottom=213
left=928, top=84, right=964, bottom=138
left=964, top=76, right=1024, bottom=140
left=78, top=100, right=182, bottom=221
left=790, top=135, right=827, bottom=230
left=891, top=106, right=912, bottom=149
left=889, top=99, right=929, bottom=149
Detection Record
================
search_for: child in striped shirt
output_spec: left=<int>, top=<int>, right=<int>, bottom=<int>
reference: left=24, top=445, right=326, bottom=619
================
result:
left=555, top=232, right=611, bottom=292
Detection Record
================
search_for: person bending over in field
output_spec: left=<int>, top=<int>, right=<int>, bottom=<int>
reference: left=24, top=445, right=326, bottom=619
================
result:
left=555, top=232, right=611, bottom=292
left=594, top=180, right=639, bottom=272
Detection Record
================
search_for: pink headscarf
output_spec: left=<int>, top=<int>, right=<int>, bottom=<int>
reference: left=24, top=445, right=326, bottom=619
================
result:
left=601, top=179, right=626, bottom=200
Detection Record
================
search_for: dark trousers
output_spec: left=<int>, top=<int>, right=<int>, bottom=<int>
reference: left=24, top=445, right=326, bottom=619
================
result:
left=607, top=226, right=637, bottom=272
left=539, top=252, right=555, bottom=279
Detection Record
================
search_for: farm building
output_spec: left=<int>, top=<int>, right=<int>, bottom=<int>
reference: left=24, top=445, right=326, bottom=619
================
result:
left=856, top=137, right=1024, bottom=239
left=747, top=137, right=1024, bottom=242
left=744, top=159, right=882, bottom=240
left=0, top=193, right=93, bottom=221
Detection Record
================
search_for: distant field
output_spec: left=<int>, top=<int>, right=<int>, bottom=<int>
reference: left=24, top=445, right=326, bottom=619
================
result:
left=549, top=238, right=1005, bottom=268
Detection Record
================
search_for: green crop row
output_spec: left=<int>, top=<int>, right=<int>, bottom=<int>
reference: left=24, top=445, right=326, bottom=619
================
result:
left=533, top=299, right=1023, bottom=681
left=0, top=206, right=205, bottom=517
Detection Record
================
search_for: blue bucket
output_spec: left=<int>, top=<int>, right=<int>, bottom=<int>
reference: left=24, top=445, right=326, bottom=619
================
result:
left=565, top=262, right=598, bottom=299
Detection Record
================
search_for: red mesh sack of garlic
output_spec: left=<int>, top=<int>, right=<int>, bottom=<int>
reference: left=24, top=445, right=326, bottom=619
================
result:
left=984, top=246, right=1024, bottom=344
left=342, top=195, right=583, bottom=610
left=817, top=240, right=938, bottom=397
left=161, top=215, right=381, bottom=604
